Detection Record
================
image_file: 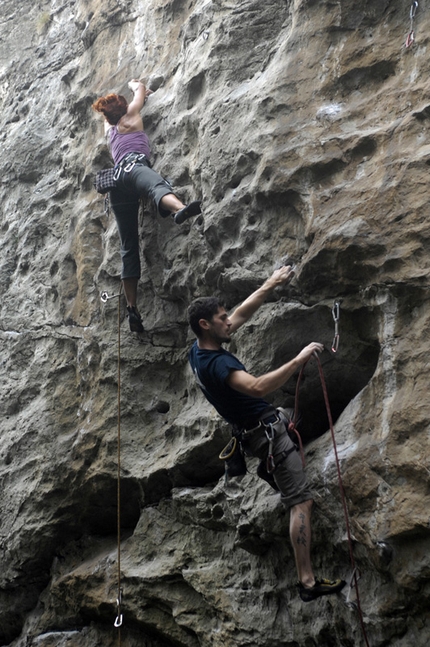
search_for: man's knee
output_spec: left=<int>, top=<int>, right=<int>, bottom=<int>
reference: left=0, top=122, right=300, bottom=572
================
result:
left=291, top=498, right=314, bottom=515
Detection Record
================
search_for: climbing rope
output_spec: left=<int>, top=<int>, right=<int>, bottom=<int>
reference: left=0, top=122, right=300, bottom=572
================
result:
left=405, top=1, right=418, bottom=48
left=289, top=299, right=341, bottom=464
left=288, top=322, right=369, bottom=647
left=290, top=345, right=370, bottom=645
left=114, top=286, right=123, bottom=644
left=313, top=353, right=370, bottom=647
left=100, top=287, right=123, bottom=643
left=290, top=388, right=306, bottom=468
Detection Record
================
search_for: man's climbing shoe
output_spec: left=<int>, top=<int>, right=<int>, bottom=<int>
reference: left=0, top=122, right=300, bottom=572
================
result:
left=127, top=306, right=144, bottom=333
left=297, top=578, right=346, bottom=602
left=173, top=201, right=201, bottom=224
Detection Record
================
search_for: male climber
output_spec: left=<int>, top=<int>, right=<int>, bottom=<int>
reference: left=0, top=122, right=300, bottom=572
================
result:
left=187, top=265, right=346, bottom=602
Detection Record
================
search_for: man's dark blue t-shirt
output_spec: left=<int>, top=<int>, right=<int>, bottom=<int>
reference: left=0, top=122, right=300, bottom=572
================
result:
left=188, top=340, right=269, bottom=425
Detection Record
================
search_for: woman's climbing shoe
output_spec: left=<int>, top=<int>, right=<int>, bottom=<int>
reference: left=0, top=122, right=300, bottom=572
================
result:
left=127, top=306, right=144, bottom=333
left=173, top=201, right=201, bottom=224
left=297, top=578, right=346, bottom=602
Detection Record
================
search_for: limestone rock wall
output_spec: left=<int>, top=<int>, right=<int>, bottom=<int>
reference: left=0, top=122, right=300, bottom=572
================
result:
left=0, top=0, right=429, bottom=645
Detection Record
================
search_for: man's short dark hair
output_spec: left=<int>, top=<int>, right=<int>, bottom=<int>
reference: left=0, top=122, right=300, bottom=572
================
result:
left=188, top=297, right=223, bottom=338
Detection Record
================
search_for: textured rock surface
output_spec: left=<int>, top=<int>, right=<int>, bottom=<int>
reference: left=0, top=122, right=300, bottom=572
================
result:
left=0, top=0, right=429, bottom=645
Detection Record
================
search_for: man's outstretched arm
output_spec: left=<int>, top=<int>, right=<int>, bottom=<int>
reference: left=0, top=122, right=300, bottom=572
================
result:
left=226, top=342, right=324, bottom=398
left=229, top=265, right=295, bottom=334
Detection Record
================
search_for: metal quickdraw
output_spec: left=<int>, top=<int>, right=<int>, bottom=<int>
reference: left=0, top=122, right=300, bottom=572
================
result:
left=101, top=290, right=121, bottom=303
left=114, top=587, right=123, bottom=628
left=103, top=194, right=110, bottom=216
left=331, top=300, right=340, bottom=353
left=406, top=1, right=418, bottom=47
left=345, top=566, right=362, bottom=611
left=265, top=423, right=276, bottom=473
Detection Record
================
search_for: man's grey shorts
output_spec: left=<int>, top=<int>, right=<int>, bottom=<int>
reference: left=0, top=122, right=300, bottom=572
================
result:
left=242, top=415, right=313, bottom=509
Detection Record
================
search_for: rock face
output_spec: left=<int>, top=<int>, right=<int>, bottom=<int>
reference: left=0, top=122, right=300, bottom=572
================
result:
left=0, top=0, right=429, bottom=645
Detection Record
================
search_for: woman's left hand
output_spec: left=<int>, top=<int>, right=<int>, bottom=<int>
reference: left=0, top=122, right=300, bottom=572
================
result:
left=128, top=79, right=143, bottom=92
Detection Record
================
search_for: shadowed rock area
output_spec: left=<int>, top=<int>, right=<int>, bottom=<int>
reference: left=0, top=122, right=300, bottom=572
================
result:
left=0, top=0, right=429, bottom=645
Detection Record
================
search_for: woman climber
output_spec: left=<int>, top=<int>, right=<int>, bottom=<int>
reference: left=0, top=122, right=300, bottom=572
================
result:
left=92, top=79, right=201, bottom=333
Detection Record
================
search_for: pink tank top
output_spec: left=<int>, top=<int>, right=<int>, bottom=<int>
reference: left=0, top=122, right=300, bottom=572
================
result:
left=109, top=127, right=151, bottom=165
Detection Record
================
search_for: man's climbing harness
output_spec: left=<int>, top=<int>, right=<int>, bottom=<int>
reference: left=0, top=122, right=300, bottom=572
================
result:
left=101, top=286, right=124, bottom=643
left=405, top=1, right=418, bottom=47
left=331, top=300, right=340, bottom=353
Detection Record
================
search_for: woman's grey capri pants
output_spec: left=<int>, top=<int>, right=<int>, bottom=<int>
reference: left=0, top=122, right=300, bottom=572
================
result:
left=110, top=161, right=173, bottom=279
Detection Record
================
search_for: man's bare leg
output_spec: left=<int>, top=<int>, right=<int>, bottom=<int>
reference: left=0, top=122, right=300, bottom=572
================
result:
left=289, top=499, right=315, bottom=587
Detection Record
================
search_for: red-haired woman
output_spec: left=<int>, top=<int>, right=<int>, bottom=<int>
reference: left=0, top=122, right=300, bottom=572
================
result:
left=93, top=79, right=201, bottom=332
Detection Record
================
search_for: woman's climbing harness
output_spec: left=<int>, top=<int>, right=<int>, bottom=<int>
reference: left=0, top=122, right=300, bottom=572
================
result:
left=405, top=1, right=418, bottom=47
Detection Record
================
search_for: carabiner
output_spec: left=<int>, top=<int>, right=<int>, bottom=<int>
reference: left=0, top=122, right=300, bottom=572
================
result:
left=410, top=1, right=418, bottom=20
left=406, top=30, right=415, bottom=47
left=265, top=424, right=276, bottom=473
left=114, top=589, right=123, bottom=628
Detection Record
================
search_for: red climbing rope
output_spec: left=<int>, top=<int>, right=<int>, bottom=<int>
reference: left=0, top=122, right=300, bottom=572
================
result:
left=293, top=352, right=371, bottom=647
left=314, top=353, right=370, bottom=646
